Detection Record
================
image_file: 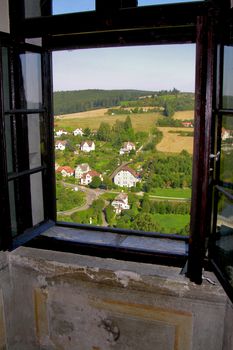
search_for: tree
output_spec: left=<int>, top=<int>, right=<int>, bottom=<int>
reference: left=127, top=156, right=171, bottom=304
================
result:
left=141, top=193, right=151, bottom=213
left=132, top=213, right=160, bottom=232
left=89, top=176, right=101, bottom=188
left=163, top=101, right=175, bottom=117
left=84, top=127, right=91, bottom=137
left=97, top=122, right=111, bottom=141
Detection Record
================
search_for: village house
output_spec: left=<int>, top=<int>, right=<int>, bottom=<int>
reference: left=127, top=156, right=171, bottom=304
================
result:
left=182, top=121, right=193, bottom=128
left=75, top=163, right=91, bottom=179
left=80, top=170, right=103, bottom=186
left=55, top=140, right=68, bottom=151
left=80, top=140, right=95, bottom=152
left=113, top=166, right=141, bottom=188
left=111, top=193, right=130, bottom=214
left=119, top=141, right=136, bottom=155
left=56, top=166, right=74, bottom=177
left=73, top=128, right=84, bottom=136
left=55, top=129, right=68, bottom=137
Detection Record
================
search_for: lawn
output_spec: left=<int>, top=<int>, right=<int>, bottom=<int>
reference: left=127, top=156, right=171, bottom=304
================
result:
left=153, top=214, right=190, bottom=234
left=149, top=188, right=191, bottom=199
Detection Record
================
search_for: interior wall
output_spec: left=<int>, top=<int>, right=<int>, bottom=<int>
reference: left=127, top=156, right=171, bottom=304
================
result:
left=0, top=247, right=231, bottom=350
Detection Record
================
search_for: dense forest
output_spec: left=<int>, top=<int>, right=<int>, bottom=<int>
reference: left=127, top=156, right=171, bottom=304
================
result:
left=53, top=89, right=195, bottom=116
left=54, top=89, right=155, bottom=115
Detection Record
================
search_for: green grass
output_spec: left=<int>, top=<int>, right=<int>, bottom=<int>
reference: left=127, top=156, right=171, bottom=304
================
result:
left=153, top=214, right=190, bottom=234
left=149, top=188, right=191, bottom=199
left=99, top=192, right=118, bottom=201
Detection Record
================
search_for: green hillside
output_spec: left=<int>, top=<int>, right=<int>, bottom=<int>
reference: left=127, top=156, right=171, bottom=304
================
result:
left=53, top=89, right=155, bottom=115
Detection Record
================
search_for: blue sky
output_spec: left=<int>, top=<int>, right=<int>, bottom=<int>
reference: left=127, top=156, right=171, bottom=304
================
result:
left=53, top=44, right=195, bottom=92
left=53, top=0, right=200, bottom=15
left=52, top=1, right=196, bottom=92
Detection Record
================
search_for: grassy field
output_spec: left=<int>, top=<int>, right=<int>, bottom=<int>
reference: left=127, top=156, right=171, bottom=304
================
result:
left=173, top=110, right=194, bottom=120
left=149, top=188, right=191, bottom=199
left=153, top=214, right=190, bottom=234
left=156, top=127, right=194, bottom=154
left=55, top=108, right=161, bottom=132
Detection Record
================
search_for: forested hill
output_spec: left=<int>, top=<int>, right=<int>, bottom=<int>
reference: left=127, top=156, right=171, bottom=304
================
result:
left=53, top=89, right=155, bottom=115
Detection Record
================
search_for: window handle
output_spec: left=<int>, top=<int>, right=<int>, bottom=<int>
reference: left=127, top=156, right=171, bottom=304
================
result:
left=209, top=151, right=220, bottom=162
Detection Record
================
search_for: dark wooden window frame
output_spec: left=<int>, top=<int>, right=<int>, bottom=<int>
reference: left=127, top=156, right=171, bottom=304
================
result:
left=0, top=0, right=232, bottom=285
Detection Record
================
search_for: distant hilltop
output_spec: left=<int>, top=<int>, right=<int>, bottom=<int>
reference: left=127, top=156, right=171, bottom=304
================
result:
left=54, top=89, right=156, bottom=115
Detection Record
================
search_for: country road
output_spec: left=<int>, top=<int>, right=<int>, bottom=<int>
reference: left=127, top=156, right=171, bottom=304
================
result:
left=57, top=182, right=105, bottom=215
left=58, top=181, right=190, bottom=218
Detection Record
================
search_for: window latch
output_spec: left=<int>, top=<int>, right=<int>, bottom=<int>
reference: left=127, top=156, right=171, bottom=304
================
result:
left=209, top=151, right=220, bottom=162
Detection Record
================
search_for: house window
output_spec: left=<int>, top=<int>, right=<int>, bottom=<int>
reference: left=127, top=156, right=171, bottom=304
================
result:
left=53, top=44, right=195, bottom=236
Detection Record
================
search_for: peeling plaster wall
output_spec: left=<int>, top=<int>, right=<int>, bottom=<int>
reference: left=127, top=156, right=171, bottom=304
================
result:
left=0, top=247, right=232, bottom=350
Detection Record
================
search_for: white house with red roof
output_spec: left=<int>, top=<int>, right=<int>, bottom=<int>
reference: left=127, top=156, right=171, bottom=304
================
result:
left=56, top=166, right=74, bottom=177
left=75, top=163, right=91, bottom=179
left=80, top=170, right=103, bottom=185
left=113, top=166, right=141, bottom=188
left=55, top=140, right=68, bottom=151
left=80, top=141, right=95, bottom=152
left=111, top=193, right=130, bottom=214
left=181, top=121, right=193, bottom=128
left=119, top=141, right=136, bottom=155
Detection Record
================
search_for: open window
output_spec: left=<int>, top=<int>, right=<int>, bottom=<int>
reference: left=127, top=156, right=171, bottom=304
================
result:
left=1, top=0, right=233, bottom=302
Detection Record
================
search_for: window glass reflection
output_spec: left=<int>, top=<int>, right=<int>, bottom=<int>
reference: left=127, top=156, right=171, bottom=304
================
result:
left=53, top=0, right=95, bottom=15
left=223, top=46, right=233, bottom=109
left=215, top=193, right=233, bottom=288
left=30, top=172, right=44, bottom=225
left=20, top=52, right=42, bottom=109
left=138, top=0, right=202, bottom=6
left=220, top=115, right=233, bottom=184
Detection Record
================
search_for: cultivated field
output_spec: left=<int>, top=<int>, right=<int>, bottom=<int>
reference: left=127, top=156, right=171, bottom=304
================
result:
left=55, top=108, right=161, bottom=132
left=173, top=110, right=194, bottom=120
left=156, top=127, right=194, bottom=154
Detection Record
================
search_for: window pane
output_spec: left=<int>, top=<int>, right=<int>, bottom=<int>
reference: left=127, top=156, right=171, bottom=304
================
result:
left=19, top=52, right=42, bottom=109
left=220, top=115, right=233, bottom=184
left=5, top=114, right=45, bottom=174
left=30, top=172, right=44, bottom=225
left=53, top=45, right=195, bottom=236
left=223, top=46, right=233, bottom=109
left=214, top=192, right=233, bottom=289
left=8, top=172, right=44, bottom=236
left=53, top=0, right=95, bottom=15
left=2, top=47, right=10, bottom=110
left=138, top=0, right=203, bottom=6
left=24, top=0, right=51, bottom=18
left=28, top=114, right=42, bottom=169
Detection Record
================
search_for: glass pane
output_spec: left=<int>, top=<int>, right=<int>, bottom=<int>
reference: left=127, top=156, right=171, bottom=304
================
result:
left=24, top=0, right=51, bottom=18
left=223, top=46, right=233, bottom=109
left=5, top=114, right=45, bottom=174
left=19, top=52, right=42, bottom=109
left=28, top=114, right=42, bottom=169
left=214, top=192, right=233, bottom=289
left=2, top=47, right=10, bottom=110
left=138, top=0, right=203, bottom=6
left=4, top=115, right=14, bottom=173
left=220, top=115, right=233, bottom=184
left=8, top=172, right=44, bottom=236
left=53, top=0, right=95, bottom=15
left=30, top=172, right=44, bottom=225
left=8, top=181, right=17, bottom=237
